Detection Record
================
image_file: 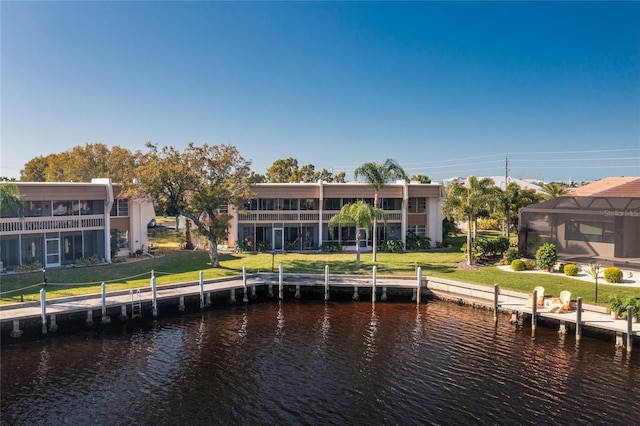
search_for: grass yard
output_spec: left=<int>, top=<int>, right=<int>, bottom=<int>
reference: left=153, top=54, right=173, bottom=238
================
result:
left=1, top=233, right=638, bottom=306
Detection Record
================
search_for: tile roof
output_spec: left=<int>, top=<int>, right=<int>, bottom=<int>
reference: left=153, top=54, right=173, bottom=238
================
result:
left=570, top=177, right=640, bottom=197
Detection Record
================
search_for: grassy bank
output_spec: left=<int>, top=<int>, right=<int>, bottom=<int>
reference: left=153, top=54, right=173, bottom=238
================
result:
left=1, top=235, right=638, bottom=305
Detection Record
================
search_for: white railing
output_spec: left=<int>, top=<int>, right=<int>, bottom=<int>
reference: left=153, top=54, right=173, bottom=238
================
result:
left=237, top=211, right=321, bottom=222
left=237, top=210, right=403, bottom=223
left=0, top=215, right=105, bottom=234
left=323, top=210, right=402, bottom=222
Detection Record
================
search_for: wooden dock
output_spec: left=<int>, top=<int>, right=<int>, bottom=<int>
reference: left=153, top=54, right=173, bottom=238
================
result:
left=1, top=267, right=638, bottom=351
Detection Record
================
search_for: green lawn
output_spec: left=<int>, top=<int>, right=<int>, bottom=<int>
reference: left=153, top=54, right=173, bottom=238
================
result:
left=1, top=235, right=638, bottom=306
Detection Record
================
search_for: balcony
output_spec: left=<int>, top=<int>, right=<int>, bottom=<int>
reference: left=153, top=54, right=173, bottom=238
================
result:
left=237, top=210, right=402, bottom=223
left=0, top=215, right=105, bottom=234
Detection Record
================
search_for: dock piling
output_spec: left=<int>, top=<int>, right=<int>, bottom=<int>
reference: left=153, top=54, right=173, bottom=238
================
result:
left=416, top=267, right=422, bottom=305
left=151, top=270, right=158, bottom=318
left=352, top=286, right=359, bottom=300
left=10, top=320, right=23, bottom=338
left=531, top=289, right=538, bottom=338
left=372, top=266, right=377, bottom=303
left=627, top=306, right=633, bottom=353
left=85, top=310, right=94, bottom=326
left=324, top=265, right=330, bottom=301
left=199, top=271, right=205, bottom=309
left=381, top=286, right=387, bottom=302
left=278, top=263, right=284, bottom=300
left=229, top=289, right=236, bottom=304
left=243, top=267, right=249, bottom=303
left=179, top=296, right=185, bottom=312
left=493, top=284, right=500, bottom=324
left=576, top=297, right=582, bottom=341
left=295, top=284, right=301, bottom=299
left=40, top=288, right=47, bottom=335
left=101, top=282, right=110, bottom=324
left=49, top=314, right=58, bottom=332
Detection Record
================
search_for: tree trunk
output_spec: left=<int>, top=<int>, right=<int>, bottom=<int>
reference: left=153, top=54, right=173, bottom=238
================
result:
left=355, top=226, right=361, bottom=269
left=208, top=235, right=219, bottom=267
left=372, top=193, right=379, bottom=262
left=466, top=217, right=473, bottom=266
left=185, top=219, right=194, bottom=250
left=505, top=208, right=511, bottom=237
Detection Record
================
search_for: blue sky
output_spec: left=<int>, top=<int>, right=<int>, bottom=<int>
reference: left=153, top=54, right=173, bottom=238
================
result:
left=2, top=1, right=639, bottom=183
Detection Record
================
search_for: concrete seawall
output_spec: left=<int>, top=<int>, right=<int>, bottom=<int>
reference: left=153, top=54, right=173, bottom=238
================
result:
left=1, top=272, right=637, bottom=349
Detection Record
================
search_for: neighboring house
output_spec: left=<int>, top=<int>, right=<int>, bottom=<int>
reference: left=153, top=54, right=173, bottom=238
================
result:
left=518, top=177, right=640, bottom=262
left=0, top=179, right=155, bottom=271
left=228, top=180, right=445, bottom=252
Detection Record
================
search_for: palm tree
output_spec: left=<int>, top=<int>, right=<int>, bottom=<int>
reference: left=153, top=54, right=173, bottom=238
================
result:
left=500, top=181, right=519, bottom=237
left=0, top=183, right=25, bottom=217
left=328, top=200, right=386, bottom=269
left=540, top=182, right=569, bottom=200
left=353, top=159, right=407, bottom=262
left=442, top=176, right=499, bottom=266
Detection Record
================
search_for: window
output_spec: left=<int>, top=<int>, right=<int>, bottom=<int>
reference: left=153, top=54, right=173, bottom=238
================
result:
left=245, top=199, right=258, bottom=210
left=53, top=201, right=77, bottom=216
left=407, top=225, right=427, bottom=236
left=408, top=198, right=427, bottom=213
left=25, top=201, right=43, bottom=217
left=281, top=199, right=299, bottom=210
left=381, top=198, right=402, bottom=210
left=259, top=199, right=275, bottom=210
left=300, top=199, right=318, bottom=210
left=324, top=198, right=341, bottom=210
left=110, top=199, right=129, bottom=217
left=566, top=221, right=615, bottom=244
left=78, top=200, right=102, bottom=215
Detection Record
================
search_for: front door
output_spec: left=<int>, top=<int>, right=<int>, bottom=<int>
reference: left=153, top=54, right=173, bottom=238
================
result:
left=46, top=238, right=60, bottom=267
left=273, top=228, right=284, bottom=252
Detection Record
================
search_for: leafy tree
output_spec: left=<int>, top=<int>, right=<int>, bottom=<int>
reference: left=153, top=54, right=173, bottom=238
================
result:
left=127, top=142, right=253, bottom=267
left=265, top=158, right=346, bottom=183
left=353, top=158, right=407, bottom=262
left=410, top=174, right=431, bottom=183
left=540, top=182, right=569, bottom=200
left=500, top=181, right=519, bottom=236
left=0, top=183, right=25, bottom=218
left=266, top=157, right=301, bottom=182
left=248, top=172, right=266, bottom=183
left=509, top=188, right=542, bottom=231
left=328, top=200, right=385, bottom=269
left=20, top=143, right=135, bottom=182
left=441, top=176, right=500, bottom=265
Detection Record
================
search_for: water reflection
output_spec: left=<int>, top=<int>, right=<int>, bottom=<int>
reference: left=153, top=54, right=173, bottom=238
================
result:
left=1, top=300, right=639, bottom=425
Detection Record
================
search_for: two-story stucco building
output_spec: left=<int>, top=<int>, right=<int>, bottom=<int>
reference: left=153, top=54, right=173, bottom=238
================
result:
left=228, top=180, right=445, bottom=252
left=0, top=179, right=155, bottom=271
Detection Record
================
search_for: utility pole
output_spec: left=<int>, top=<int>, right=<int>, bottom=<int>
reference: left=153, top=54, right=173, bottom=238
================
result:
left=505, top=155, right=510, bottom=237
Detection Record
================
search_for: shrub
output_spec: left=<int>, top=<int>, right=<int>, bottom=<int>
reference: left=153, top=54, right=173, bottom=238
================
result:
left=524, top=260, right=537, bottom=270
left=511, top=259, right=526, bottom=271
left=465, top=235, right=511, bottom=260
left=321, top=242, right=342, bottom=253
left=380, top=239, right=404, bottom=253
left=603, top=267, right=623, bottom=283
left=503, top=247, right=519, bottom=264
left=15, top=260, right=43, bottom=272
left=477, top=218, right=500, bottom=230
left=234, top=239, right=251, bottom=253
left=406, top=232, right=431, bottom=251
left=535, top=243, right=558, bottom=272
left=563, top=263, right=579, bottom=276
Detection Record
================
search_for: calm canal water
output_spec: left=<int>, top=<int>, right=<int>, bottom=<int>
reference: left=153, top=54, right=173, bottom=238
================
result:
left=1, top=299, right=639, bottom=425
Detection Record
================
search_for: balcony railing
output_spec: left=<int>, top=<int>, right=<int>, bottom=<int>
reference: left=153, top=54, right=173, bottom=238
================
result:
left=0, top=215, right=105, bottom=234
left=237, top=210, right=403, bottom=223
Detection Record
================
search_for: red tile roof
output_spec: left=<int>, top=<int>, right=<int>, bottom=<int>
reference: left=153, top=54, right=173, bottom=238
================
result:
left=570, top=177, right=640, bottom=197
